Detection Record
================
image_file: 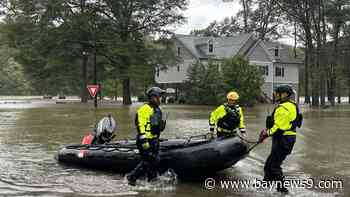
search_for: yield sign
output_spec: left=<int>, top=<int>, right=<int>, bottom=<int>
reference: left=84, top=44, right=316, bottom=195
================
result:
left=87, top=85, right=100, bottom=98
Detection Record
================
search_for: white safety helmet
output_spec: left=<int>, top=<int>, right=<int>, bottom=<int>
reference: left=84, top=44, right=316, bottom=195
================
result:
left=95, top=115, right=117, bottom=143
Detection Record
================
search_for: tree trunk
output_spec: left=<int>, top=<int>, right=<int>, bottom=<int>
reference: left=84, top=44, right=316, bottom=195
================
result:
left=348, top=79, right=350, bottom=104
left=348, top=44, right=350, bottom=103
left=81, top=54, right=88, bottom=103
left=337, top=85, right=341, bottom=104
left=320, top=72, right=326, bottom=106
left=115, top=79, right=118, bottom=101
left=242, top=0, right=249, bottom=32
left=120, top=30, right=132, bottom=105
left=123, top=78, right=132, bottom=105
left=304, top=25, right=313, bottom=104
left=328, top=58, right=337, bottom=106
left=311, top=79, right=319, bottom=106
left=79, top=0, right=88, bottom=103
left=320, top=0, right=327, bottom=106
left=328, top=40, right=339, bottom=106
left=348, top=64, right=350, bottom=104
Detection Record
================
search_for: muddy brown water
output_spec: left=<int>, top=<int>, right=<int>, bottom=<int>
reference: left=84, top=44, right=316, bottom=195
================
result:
left=0, top=100, right=348, bottom=196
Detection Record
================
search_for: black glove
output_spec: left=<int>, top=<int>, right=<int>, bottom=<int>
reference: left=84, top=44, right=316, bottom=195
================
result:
left=209, top=125, right=215, bottom=132
left=258, top=129, right=268, bottom=143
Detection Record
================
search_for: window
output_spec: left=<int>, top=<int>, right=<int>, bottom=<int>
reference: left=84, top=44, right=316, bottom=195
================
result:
left=275, top=66, right=284, bottom=77
left=209, top=43, right=213, bottom=53
left=274, top=48, right=279, bottom=57
left=177, top=65, right=180, bottom=72
left=208, top=39, right=213, bottom=53
left=259, top=65, right=269, bottom=76
left=177, top=47, right=181, bottom=56
left=156, top=67, right=160, bottom=77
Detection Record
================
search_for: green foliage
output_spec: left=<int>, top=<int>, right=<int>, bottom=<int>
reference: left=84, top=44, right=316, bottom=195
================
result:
left=221, top=56, right=264, bottom=105
left=190, top=0, right=283, bottom=39
left=184, top=56, right=264, bottom=105
left=0, top=32, right=31, bottom=95
left=0, top=0, right=187, bottom=98
left=184, top=61, right=225, bottom=105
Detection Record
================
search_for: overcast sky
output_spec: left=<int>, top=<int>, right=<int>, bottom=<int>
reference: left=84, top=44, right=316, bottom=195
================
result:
left=174, top=0, right=293, bottom=45
left=174, top=0, right=240, bottom=34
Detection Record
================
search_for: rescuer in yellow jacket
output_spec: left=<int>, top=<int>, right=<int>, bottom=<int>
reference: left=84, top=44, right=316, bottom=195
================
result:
left=258, top=84, right=303, bottom=194
left=209, top=91, right=246, bottom=138
left=127, top=87, right=166, bottom=186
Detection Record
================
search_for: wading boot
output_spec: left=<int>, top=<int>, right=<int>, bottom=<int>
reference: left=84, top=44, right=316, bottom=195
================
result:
left=126, top=174, right=136, bottom=186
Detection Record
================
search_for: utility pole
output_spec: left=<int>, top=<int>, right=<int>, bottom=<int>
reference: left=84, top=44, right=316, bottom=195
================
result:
left=81, top=51, right=88, bottom=103
left=94, top=48, right=97, bottom=108
left=93, top=1, right=98, bottom=108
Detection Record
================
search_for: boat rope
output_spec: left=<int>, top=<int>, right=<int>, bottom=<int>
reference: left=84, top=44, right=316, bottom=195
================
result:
left=236, top=133, right=260, bottom=153
left=236, top=133, right=259, bottom=144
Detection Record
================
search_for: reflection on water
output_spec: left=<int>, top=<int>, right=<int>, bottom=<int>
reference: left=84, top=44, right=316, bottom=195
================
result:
left=0, top=101, right=348, bottom=196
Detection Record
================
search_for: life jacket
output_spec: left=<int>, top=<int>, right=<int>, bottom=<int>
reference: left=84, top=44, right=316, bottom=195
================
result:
left=266, top=101, right=303, bottom=132
left=135, top=103, right=165, bottom=137
left=217, top=104, right=241, bottom=131
left=149, top=106, right=166, bottom=135
left=82, top=133, right=95, bottom=145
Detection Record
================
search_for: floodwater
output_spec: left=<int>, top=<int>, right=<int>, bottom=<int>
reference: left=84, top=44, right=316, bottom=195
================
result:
left=0, top=100, right=348, bottom=197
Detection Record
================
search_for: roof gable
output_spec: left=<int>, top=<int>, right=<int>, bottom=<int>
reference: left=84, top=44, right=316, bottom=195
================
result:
left=174, top=33, right=253, bottom=59
left=246, top=40, right=273, bottom=62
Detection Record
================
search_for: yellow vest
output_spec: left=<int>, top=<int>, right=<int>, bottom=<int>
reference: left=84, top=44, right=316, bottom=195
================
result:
left=269, top=100, right=297, bottom=136
left=135, top=104, right=156, bottom=139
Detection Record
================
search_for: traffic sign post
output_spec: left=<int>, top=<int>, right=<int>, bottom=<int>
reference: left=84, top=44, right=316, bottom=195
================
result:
left=87, top=84, right=100, bottom=108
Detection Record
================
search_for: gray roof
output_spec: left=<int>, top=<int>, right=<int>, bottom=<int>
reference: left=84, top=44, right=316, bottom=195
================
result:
left=174, top=33, right=253, bottom=59
left=263, top=41, right=303, bottom=64
left=174, top=34, right=303, bottom=64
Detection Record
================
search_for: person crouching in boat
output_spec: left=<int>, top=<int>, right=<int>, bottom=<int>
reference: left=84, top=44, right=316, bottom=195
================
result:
left=81, top=115, right=117, bottom=145
left=126, top=87, right=166, bottom=186
left=209, top=91, right=246, bottom=138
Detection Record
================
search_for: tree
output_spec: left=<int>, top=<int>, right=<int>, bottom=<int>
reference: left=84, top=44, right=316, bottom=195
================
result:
left=0, top=0, right=187, bottom=103
left=324, top=0, right=350, bottom=106
left=249, top=0, right=283, bottom=39
left=0, top=0, right=89, bottom=96
left=221, top=56, right=264, bottom=105
left=194, top=0, right=283, bottom=39
left=184, top=61, right=225, bottom=105
left=0, top=33, right=31, bottom=95
left=222, top=0, right=254, bottom=32
left=190, top=18, right=242, bottom=37
left=277, top=0, right=316, bottom=105
left=184, top=56, right=264, bottom=105
left=94, top=0, right=188, bottom=105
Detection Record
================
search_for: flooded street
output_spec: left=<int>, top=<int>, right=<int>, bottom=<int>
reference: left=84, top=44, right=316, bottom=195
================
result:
left=0, top=100, right=348, bottom=197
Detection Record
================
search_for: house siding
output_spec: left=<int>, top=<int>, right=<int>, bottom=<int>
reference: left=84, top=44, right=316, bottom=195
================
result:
left=262, top=82, right=299, bottom=100
left=247, top=43, right=272, bottom=62
left=173, top=38, right=195, bottom=61
left=273, top=63, right=299, bottom=84
left=155, top=39, right=196, bottom=84
left=155, top=60, right=196, bottom=84
left=156, top=34, right=302, bottom=102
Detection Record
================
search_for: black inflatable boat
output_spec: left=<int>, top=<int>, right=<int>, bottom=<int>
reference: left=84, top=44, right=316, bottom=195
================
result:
left=57, top=134, right=249, bottom=179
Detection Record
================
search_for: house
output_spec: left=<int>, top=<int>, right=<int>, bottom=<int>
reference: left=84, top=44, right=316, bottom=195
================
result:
left=155, top=33, right=303, bottom=101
